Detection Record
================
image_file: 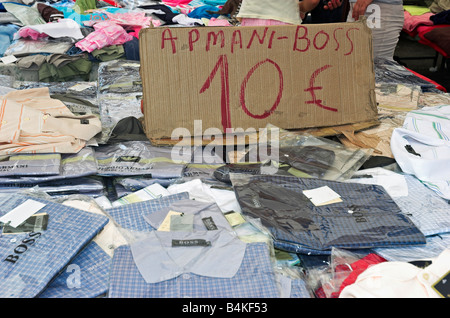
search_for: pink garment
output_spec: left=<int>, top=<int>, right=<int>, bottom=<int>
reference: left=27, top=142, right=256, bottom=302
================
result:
left=18, top=28, right=47, bottom=40
left=163, top=0, right=192, bottom=5
left=162, top=0, right=198, bottom=13
left=104, top=11, right=151, bottom=29
left=75, top=21, right=133, bottom=52
left=403, top=10, right=434, bottom=33
left=240, top=18, right=291, bottom=26
left=208, top=18, right=232, bottom=26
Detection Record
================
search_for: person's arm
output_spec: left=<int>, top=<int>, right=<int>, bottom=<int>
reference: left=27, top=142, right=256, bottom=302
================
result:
left=324, top=0, right=343, bottom=10
left=299, top=0, right=320, bottom=19
left=351, top=0, right=373, bottom=20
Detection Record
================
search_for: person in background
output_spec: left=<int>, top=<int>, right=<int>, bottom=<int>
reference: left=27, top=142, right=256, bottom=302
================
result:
left=210, top=0, right=343, bottom=26
left=347, top=0, right=404, bottom=60
left=299, top=0, right=345, bottom=22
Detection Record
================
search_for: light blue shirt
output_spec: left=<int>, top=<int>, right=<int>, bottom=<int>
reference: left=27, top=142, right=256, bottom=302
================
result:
left=109, top=230, right=311, bottom=298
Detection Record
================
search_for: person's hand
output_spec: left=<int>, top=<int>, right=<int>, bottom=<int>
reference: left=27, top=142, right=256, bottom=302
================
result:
left=323, top=0, right=342, bottom=10
left=352, top=0, right=373, bottom=20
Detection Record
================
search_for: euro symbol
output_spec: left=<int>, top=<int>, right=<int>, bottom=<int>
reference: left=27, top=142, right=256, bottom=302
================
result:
left=304, top=65, right=337, bottom=112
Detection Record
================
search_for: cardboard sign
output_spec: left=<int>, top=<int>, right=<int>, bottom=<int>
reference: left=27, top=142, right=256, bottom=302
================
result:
left=140, top=21, right=377, bottom=139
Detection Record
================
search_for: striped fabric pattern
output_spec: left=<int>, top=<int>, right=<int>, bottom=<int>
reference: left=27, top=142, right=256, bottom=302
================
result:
left=404, top=105, right=450, bottom=141
left=400, top=105, right=450, bottom=200
left=0, top=88, right=101, bottom=155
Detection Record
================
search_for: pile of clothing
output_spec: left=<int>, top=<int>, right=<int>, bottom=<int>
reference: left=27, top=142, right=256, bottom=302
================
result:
left=0, top=0, right=449, bottom=300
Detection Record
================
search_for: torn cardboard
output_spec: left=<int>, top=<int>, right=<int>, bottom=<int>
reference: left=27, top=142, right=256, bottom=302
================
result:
left=140, top=20, right=377, bottom=140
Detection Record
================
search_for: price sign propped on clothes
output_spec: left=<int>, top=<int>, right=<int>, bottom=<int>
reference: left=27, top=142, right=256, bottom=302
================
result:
left=139, top=20, right=378, bottom=140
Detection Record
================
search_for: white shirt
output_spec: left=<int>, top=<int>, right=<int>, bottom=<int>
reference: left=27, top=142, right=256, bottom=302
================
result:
left=236, top=0, right=302, bottom=25
left=340, top=249, right=450, bottom=298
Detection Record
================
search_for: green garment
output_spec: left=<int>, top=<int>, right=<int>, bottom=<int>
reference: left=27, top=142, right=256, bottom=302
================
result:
left=73, top=0, right=98, bottom=14
left=91, top=45, right=125, bottom=62
left=39, top=58, right=92, bottom=82
left=403, top=5, right=431, bottom=16
left=3, top=2, right=45, bottom=25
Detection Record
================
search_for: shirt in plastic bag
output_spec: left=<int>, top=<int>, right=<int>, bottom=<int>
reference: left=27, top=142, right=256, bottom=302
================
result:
left=3, top=38, right=73, bottom=57
left=0, top=153, right=61, bottom=177
left=106, top=192, right=190, bottom=232
left=0, top=147, right=98, bottom=185
left=38, top=241, right=111, bottom=298
left=108, top=231, right=283, bottom=298
left=374, top=57, right=442, bottom=93
left=96, top=60, right=143, bottom=143
left=351, top=169, right=450, bottom=237
left=373, top=233, right=450, bottom=263
left=94, top=141, right=187, bottom=178
left=0, top=194, right=108, bottom=298
left=232, top=175, right=426, bottom=254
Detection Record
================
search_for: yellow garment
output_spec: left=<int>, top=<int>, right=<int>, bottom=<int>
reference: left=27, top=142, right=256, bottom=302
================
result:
left=403, top=5, right=431, bottom=16
left=236, top=0, right=302, bottom=25
left=0, top=87, right=101, bottom=155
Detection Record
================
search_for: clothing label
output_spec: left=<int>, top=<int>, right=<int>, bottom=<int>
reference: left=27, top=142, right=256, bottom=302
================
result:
left=2, top=213, right=48, bottom=235
left=112, top=183, right=170, bottom=207
left=223, top=211, right=246, bottom=227
left=170, top=213, right=194, bottom=232
left=302, top=186, right=343, bottom=206
left=1, top=55, right=17, bottom=65
left=171, top=239, right=211, bottom=247
left=202, top=217, right=218, bottom=231
left=0, top=200, right=46, bottom=228
left=157, top=211, right=182, bottom=232
left=116, top=156, right=141, bottom=163
left=432, top=270, right=450, bottom=298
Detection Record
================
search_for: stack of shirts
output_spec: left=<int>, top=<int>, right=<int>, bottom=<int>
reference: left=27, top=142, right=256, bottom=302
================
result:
left=96, top=60, right=143, bottom=143
left=231, top=175, right=427, bottom=255
left=0, top=193, right=108, bottom=297
left=106, top=192, right=311, bottom=298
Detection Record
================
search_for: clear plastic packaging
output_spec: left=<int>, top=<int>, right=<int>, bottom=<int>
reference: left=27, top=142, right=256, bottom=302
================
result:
left=304, top=247, right=387, bottom=298
left=0, top=147, right=98, bottom=184
left=0, top=153, right=61, bottom=177
left=3, top=39, right=73, bottom=57
left=0, top=192, right=108, bottom=297
left=374, top=57, right=442, bottom=93
left=230, top=174, right=427, bottom=254
left=242, top=125, right=373, bottom=181
left=96, top=60, right=143, bottom=143
left=94, top=141, right=188, bottom=177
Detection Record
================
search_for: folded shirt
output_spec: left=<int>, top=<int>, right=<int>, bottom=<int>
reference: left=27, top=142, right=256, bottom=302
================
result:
left=0, top=194, right=108, bottom=298
left=232, top=175, right=427, bottom=255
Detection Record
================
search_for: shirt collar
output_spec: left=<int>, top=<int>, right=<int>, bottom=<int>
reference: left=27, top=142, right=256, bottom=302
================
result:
left=130, top=230, right=247, bottom=284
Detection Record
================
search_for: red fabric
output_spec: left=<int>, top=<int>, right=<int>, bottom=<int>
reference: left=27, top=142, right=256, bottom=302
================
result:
left=101, top=0, right=121, bottom=7
left=330, top=253, right=387, bottom=298
left=416, top=25, right=450, bottom=59
left=406, top=67, right=448, bottom=92
left=422, top=27, right=450, bottom=58
left=314, top=286, right=328, bottom=298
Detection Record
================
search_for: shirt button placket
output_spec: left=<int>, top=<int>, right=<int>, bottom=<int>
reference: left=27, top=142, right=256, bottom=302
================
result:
left=181, top=273, right=192, bottom=298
